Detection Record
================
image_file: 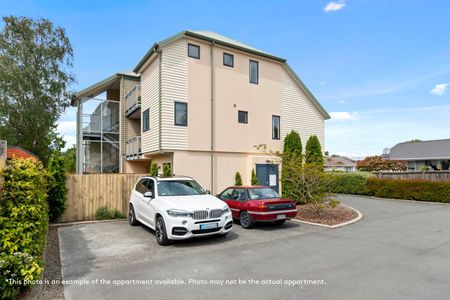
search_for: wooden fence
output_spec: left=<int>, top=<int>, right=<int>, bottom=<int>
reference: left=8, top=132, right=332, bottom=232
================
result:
left=61, top=173, right=147, bottom=222
left=375, top=171, right=450, bottom=182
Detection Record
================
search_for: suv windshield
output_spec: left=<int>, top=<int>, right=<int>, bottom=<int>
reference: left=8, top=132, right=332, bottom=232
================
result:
left=248, top=188, right=280, bottom=200
left=157, top=180, right=206, bottom=196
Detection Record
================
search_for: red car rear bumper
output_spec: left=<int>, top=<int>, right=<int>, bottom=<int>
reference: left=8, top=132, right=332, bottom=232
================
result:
left=248, top=210, right=298, bottom=221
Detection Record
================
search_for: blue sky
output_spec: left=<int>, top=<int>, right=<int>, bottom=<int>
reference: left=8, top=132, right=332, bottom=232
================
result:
left=1, top=0, right=450, bottom=157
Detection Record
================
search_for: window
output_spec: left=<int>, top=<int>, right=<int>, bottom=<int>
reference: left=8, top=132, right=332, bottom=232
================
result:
left=136, top=179, right=149, bottom=194
left=188, top=44, right=200, bottom=59
left=223, top=53, right=234, bottom=67
left=231, top=188, right=247, bottom=201
left=174, top=102, right=188, bottom=126
left=143, top=109, right=150, bottom=132
left=249, top=60, right=259, bottom=84
left=272, top=115, right=280, bottom=140
left=238, top=110, right=248, bottom=124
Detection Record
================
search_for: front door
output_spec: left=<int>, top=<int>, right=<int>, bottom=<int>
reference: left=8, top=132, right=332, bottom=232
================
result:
left=256, top=164, right=279, bottom=192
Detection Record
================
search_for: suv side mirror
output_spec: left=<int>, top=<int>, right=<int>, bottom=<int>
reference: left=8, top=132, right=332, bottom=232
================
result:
left=144, top=191, right=153, bottom=198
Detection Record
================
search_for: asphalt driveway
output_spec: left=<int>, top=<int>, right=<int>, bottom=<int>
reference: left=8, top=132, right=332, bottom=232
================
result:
left=59, top=195, right=450, bottom=300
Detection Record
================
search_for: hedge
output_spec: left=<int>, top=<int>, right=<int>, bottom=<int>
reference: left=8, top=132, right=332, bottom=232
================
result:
left=0, top=158, right=49, bottom=299
left=325, top=172, right=372, bottom=194
left=364, top=177, right=450, bottom=203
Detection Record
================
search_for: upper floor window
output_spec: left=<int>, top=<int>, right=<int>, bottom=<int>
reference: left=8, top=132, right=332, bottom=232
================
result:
left=238, top=110, right=248, bottom=124
left=249, top=60, right=259, bottom=84
left=272, top=115, right=280, bottom=140
left=174, top=102, right=188, bottom=126
left=223, top=53, right=234, bottom=67
left=143, top=109, right=150, bottom=132
left=188, top=44, right=200, bottom=59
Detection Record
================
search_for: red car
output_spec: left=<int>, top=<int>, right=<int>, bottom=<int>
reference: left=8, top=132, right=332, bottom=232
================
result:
left=217, top=186, right=297, bottom=229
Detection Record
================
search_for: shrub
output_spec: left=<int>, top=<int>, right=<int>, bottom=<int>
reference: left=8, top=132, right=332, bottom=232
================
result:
left=234, top=172, right=243, bottom=186
left=0, top=252, right=42, bottom=299
left=364, top=178, right=450, bottom=203
left=150, top=162, right=158, bottom=176
left=163, top=163, right=171, bottom=177
left=95, top=207, right=125, bottom=220
left=0, top=158, right=48, bottom=299
left=251, top=169, right=259, bottom=185
left=305, top=135, right=323, bottom=166
left=357, top=156, right=407, bottom=172
left=47, top=150, right=68, bottom=222
left=326, top=172, right=371, bottom=194
left=282, top=130, right=302, bottom=198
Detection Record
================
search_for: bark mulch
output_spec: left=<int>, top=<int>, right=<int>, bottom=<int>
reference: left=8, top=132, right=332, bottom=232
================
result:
left=295, top=204, right=358, bottom=226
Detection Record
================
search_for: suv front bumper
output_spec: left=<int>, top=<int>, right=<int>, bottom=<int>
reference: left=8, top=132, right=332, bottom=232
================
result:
left=165, top=212, right=233, bottom=240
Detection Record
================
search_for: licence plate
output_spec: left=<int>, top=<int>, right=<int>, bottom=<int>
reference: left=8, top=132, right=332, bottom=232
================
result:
left=277, top=214, right=286, bottom=220
left=199, top=223, right=218, bottom=230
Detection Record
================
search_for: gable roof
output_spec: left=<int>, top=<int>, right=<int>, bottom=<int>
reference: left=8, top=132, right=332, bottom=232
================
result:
left=7, top=146, right=40, bottom=160
left=324, top=156, right=356, bottom=167
left=133, top=30, right=330, bottom=119
left=388, top=139, right=450, bottom=160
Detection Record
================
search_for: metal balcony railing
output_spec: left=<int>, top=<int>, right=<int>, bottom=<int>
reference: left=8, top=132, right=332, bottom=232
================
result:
left=125, top=136, right=142, bottom=159
left=125, top=85, right=141, bottom=117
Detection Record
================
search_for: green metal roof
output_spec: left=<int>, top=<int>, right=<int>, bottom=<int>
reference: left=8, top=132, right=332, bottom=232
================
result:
left=133, top=30, right=286, bottom=73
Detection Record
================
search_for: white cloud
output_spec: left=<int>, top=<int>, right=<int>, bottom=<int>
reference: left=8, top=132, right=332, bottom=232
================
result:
left=324, top=1, right=346, bottom=12
left=57, top=120, right=77, bottom=148
left=430, top=83, right=449, bottom=96
left=329, top=111, right=359, bottom=121
left=320, top=81, right=327, bottom=85
left=338, top=99, right=345, bottom=104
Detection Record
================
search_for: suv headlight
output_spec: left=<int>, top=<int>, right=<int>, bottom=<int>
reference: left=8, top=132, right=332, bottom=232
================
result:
left=222, top=205, right=231, bottom=214
left=166, top=209, right=193, bottom=218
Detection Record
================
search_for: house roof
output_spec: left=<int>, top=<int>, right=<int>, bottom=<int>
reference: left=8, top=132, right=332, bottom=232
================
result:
left=388, top=139, right=450, bottom=160
left=133, top=30, right=330, bottom=119
left=7, top=146, right=40, bottom=160
left=71, top=71, right=140, bottom=106
left=324, top=156, right=356, bottom=167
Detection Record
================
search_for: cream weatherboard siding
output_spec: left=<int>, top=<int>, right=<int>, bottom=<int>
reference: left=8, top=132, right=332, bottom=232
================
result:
left=281, top=68, right=325, bottom=148
left=140, top=57, right=160, bottom=153
left=161, top=39, right=188, bottom=150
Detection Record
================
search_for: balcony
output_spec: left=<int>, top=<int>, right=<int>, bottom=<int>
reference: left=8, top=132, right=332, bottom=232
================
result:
left=125, top=85, right=141, bottom=119
left=126, top=136, right=142, bottom=160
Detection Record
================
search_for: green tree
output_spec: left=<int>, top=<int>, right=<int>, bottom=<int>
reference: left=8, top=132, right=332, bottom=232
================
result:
left=282, top=130, right=302, bottom=198
left=251, top=169, right=259, bottom=185
left=150, top=162, right=159, bottom=176
left=47, top=148, right=68, bottom=222
left=163, top=163, right=172, bottom=177
left=0, top=16, right=74, bottom=163
left=62, top=146, right=76, bottom=173
left=234, top=172, right=243, bottom=186
left=305, top=135, right=323, bottom=166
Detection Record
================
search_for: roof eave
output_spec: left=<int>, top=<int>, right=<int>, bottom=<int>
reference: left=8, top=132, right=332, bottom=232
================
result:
left=71, top=72, right=140, bottom=106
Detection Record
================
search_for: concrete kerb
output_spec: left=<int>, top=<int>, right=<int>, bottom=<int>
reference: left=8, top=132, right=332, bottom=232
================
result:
left=290, top=204, right=363, bottom=229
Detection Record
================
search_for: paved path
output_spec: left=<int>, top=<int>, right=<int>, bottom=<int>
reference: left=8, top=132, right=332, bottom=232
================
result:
left=58, top=195, right=450, bottom=300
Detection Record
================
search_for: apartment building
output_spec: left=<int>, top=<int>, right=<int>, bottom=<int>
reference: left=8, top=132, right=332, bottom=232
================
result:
left=72, top=30, right=330, bottom=193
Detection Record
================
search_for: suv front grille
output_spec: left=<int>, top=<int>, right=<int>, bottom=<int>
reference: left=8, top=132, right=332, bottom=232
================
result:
left=209, top=209, right=223, bottom=218
left=192, top=209, right=224, bottom=220
left=193, top=210, right=209, bottom=220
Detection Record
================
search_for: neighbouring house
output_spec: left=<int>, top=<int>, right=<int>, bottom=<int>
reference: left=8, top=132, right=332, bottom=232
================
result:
left=7, top=145, right=40, bottom=161
left=324, top=156, right=356, bottom=172
left=387, top=139, right=450, bottom=171
left=72, top=30, right=330, bottom=193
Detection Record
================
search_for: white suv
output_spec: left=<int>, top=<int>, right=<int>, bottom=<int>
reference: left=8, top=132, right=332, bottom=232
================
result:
left=129, top=176, right=233, bottom=245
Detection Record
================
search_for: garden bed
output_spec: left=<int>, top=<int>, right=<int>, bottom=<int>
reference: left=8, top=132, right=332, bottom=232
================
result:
left=295, top=204, right=358, bottom=226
